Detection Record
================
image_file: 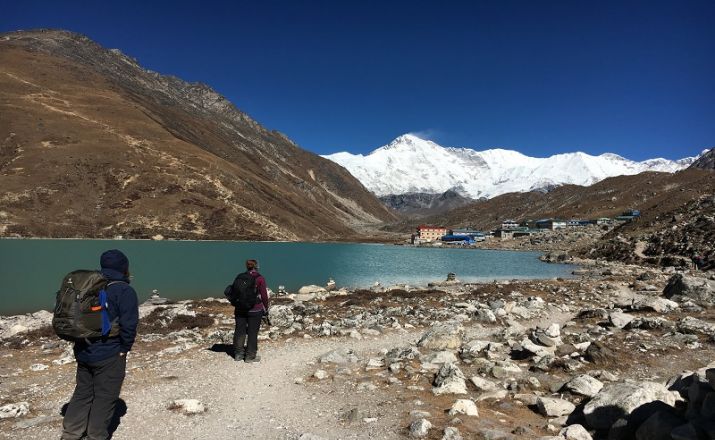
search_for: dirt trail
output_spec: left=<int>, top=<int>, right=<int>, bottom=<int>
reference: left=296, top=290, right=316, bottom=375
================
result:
left=12, top=330, right=422, bottom=440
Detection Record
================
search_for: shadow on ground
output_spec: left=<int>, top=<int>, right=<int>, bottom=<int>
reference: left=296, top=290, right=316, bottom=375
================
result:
left=60, top=398, right=127, bottom=439
left=208, top=343, right=235, bottom=359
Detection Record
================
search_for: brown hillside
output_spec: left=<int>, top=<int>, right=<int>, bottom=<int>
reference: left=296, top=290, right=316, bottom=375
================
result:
left=0, top=30, right=396, bottom=240
left=386, top=169, right=715, bottom=232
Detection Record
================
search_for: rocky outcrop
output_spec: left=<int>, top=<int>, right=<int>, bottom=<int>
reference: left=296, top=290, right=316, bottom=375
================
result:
left=583, top=381, right=679, bottom=430
left=663, top=274, right=715, bottom=305
left=689, top=147, right=715, bottom=170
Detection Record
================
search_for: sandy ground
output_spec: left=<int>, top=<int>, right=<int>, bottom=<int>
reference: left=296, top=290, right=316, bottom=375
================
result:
left=2, top=330, right=424, bottom=440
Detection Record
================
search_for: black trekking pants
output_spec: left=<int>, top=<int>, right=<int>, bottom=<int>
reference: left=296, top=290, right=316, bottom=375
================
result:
left=233, top=311, right=263, bottom=358
left=62, top=353, right=126, bottom=440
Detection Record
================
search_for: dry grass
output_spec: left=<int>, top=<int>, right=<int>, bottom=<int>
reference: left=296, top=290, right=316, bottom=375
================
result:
left=139, top=308, right=215, bottom=334
left=4, top=325, right=57, bottom=349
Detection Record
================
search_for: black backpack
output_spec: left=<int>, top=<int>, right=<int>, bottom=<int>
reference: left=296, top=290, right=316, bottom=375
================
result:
left=225, top=271, right=258, bottom=311
left=52, top=270, right=122, bottom=341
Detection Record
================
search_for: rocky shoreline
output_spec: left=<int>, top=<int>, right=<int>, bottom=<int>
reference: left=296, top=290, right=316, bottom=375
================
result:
left=1, top=261, right=714, bottom=439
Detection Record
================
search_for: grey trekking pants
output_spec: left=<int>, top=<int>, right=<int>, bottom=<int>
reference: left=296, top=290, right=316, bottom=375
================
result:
left=61, top=353, right=126, bottom=440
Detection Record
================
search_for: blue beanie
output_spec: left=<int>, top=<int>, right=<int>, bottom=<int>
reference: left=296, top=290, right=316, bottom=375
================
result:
left=100, top=249, right=129, bottom=273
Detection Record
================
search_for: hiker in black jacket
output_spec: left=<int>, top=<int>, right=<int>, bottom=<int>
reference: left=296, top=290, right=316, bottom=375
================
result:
left=62, top=249, right=139, bottom=440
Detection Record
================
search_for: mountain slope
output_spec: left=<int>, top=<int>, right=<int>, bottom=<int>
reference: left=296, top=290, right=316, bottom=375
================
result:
left=689, top=147, right=715, bottom=170
left=0, top=29, right=396, bottom=240
left=384, top=169, right=715, bottom=232
left=323, top=134, right=702, bottom=199
left=379, top=190, right=474, bottom=218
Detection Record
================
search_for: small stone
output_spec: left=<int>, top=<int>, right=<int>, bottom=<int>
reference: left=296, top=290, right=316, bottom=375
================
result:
left=52, top=356, right=73, bottom=366
left=418, top=321, right=464, bottom=351
left=30, top=364, right=49, bottom=372
left=513, top=394, right=539, bottom=406
left=410, top=418, right=432, bottom=438
left=168, top=399, right=206, bottom=415
left=409, top=410, right=432, bottom=419
left=470, top=376, right=497, bottom=391
left=475, top=389, right=509, bottom=401
left=491, top=361, right=522, bottom=379
left=608, top=311, right=634, bottom=329
left=433, top=363, right=468, bottom=395
left=0, top=402, right=29, bottom=419
left=422, top=350, right=459, bottom=367
left=536, top=397, right=575, bottom=417
left=528, top=377, right=542, bottom=388
left=564, top=374, right=603, bottom=398
left=559, top=424, right=592, bottom=440
left=442, top=426, right=463, bottom=440
left=448, top=399, right=478, bottom=417
left=313, top=370, right=329, bottom=380
left=365, top=358, right=385, bottom=370
left=535, top=323, right=563, bottom=347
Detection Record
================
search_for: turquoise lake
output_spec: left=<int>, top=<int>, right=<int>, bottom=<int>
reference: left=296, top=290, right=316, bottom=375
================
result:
left=0, top=239, right=573, bottom=315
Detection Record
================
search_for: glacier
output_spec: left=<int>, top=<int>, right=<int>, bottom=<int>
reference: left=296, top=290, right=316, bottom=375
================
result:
left=322, top=134, right=703, bottom=199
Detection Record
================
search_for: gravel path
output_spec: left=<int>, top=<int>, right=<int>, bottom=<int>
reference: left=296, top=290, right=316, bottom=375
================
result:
left=14, top=330, right=421, bottom=440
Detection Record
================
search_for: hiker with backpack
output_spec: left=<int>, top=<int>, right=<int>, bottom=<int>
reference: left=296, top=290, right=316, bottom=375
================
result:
left=56, top=249, right=139, bottom=440
left=226, top=259, right=270, bottom=362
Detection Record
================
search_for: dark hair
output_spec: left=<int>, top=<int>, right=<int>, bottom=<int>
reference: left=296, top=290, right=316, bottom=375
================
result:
left=246, top=259, right=258, bottom=270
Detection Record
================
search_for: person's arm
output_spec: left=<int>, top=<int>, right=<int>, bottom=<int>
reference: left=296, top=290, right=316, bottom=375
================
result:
left=118, top=285, right=139, bottom=354
left=257, top=276, right=270, bottom=311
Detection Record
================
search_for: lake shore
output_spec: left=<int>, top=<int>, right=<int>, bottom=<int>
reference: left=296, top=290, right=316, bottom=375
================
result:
left=1, top=259, right=714, bottom=439
left=0, top=240, right=575, bottom=316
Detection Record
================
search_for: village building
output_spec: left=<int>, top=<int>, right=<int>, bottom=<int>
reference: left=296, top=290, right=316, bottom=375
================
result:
left=615, top=209, right=642, bottom=223
left=449, top=228, right=482, bottom=236
left=535, top=219, right=567, bottom=230
left=566, top=219, right=590, bottom=227
left=501, top=219, right=520, bottom=229
left=493, top=226, right=536, bottom=240
left=593, top=217, right=613, bottom=225
left=416, top=225, right=447, bottom=242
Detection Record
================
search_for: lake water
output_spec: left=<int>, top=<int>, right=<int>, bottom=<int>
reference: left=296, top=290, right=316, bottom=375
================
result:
left=0, top=239, right=573, bottom=315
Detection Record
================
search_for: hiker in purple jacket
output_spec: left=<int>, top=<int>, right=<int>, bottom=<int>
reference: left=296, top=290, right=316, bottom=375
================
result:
left=233, top=259, right=270, bottom=362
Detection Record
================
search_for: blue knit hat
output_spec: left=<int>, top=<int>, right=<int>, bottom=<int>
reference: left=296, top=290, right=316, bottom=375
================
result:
left=100, top=249, right=129, bottom=273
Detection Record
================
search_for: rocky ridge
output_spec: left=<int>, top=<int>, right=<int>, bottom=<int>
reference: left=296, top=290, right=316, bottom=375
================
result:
left=583, top=194, right=715, bottom=268
left=379, top=190, right=475, bottom=218
left=323, top=134, right=701, bottom=199
left=689, top=147, right=715, bottom=170
left=0, top=29, right=396, bottom=240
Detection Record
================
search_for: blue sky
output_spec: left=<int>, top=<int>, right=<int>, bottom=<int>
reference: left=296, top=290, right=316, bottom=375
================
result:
left=2, top=0, right=714, bottom=160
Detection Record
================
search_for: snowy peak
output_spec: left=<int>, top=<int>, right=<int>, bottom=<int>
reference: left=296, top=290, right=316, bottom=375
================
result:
left=323, top=134, right=701, bottom=199
left=377, top=134, right=443, bottom=153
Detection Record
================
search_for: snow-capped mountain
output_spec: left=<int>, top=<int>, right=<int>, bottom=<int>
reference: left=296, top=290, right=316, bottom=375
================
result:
left=322, top=134, right=703, bottom=199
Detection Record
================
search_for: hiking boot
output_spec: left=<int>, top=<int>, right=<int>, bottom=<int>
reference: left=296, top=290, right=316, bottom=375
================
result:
left=245, top=355, right=261, bottom=363
left=234, top=349, right=245, bottom=362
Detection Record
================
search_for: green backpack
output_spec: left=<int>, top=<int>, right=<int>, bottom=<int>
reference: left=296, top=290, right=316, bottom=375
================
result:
left=52, top=270, right=122, bottom=341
